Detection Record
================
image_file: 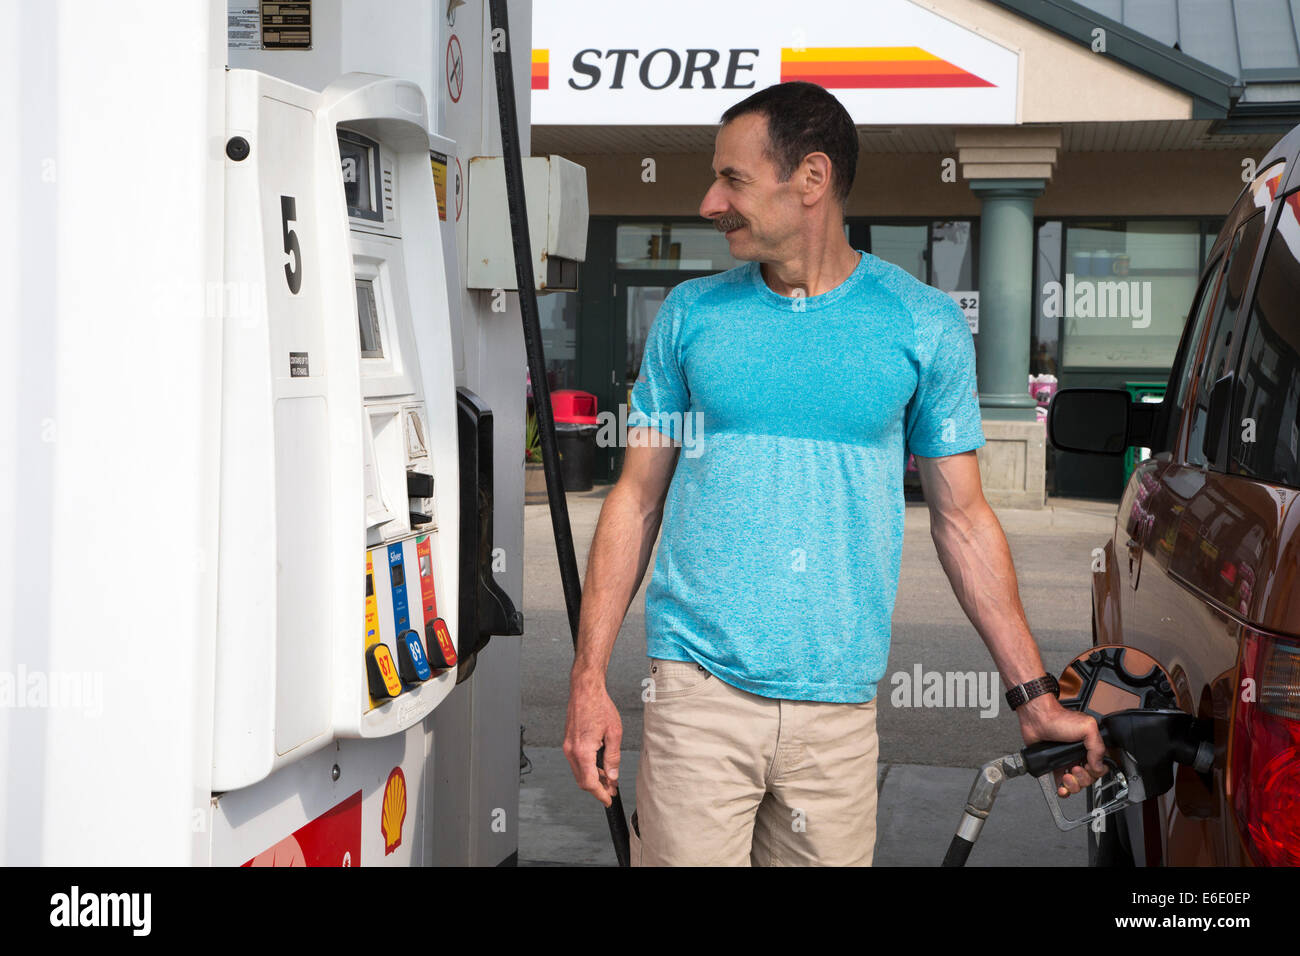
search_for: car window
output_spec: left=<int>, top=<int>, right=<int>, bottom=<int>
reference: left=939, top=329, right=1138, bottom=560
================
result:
left=1157, top=253, right=1225, bottom=454
left=1185, top=212, right=1267, bottom=468
left=1230, top=191, right=1300, bottom=489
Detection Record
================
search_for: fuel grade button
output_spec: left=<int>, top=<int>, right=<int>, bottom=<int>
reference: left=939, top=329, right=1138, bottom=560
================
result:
left=425, top=616, right=458, bottom=668
left=396, top=629, right=432, bottom=682
left=366, top=643, right=403, bottom=699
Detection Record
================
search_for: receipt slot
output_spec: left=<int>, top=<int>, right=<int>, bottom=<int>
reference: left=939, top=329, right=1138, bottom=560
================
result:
left=213, top=71, right=462, bottom=791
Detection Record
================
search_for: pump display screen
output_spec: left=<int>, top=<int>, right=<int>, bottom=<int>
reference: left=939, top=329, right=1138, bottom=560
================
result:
left=338, top=129, right=382, bottom=221
left=357, top=279, right=384, bottom=358
left=390, top=564, right=405, bottom=588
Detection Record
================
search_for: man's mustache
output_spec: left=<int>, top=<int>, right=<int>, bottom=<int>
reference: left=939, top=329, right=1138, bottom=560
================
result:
left=714, top=213, right=746, bottom=232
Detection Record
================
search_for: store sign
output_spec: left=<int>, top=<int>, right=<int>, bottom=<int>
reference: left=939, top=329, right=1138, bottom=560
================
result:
left=531, top=0, right=1018, bottom=125
left=948, top=291, right=979, bottom=334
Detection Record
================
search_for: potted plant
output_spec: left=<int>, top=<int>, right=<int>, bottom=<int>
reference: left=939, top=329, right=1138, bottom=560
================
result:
left=524, top=410, right=547, bottom=504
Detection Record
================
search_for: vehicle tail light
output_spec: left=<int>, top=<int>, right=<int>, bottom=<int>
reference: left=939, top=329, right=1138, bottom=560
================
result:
left=1230, top=625, right=1300, bottom=866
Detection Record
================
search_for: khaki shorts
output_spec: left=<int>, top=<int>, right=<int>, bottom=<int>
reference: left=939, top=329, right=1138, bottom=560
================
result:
left=629, top=657, right=879, bottom=866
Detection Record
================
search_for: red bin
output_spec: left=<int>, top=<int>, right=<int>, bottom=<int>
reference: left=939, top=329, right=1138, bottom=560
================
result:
left=551, top=389, right=599, bottom=425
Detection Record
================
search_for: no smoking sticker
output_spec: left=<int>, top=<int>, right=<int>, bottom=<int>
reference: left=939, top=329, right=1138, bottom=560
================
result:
left=447, top=34, right=464, bottom=103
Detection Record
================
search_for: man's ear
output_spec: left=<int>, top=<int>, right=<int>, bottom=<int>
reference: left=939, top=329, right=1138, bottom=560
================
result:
left=800, top=152, right=833, bottom=206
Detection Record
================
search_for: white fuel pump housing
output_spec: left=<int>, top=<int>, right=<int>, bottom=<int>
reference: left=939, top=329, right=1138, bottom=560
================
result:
left=213, top=70, right=461, bottom=791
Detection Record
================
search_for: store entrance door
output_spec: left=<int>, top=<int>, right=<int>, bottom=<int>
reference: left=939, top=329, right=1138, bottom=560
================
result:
left=576, top=219, right=743, bottom=483
left=609, top=274, right=710, bottom=481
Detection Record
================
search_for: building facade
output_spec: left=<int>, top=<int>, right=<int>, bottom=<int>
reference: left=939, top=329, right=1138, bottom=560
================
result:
left=528, top=0, right=1300, bottom=501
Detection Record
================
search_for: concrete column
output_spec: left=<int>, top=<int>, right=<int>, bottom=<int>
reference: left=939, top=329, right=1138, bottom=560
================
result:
left=955, top=128, right=1061, bottom=509
left=969, top=178, right=1044, bottom=421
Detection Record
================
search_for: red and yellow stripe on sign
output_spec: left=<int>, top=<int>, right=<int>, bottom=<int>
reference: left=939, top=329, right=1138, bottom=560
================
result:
left=532, top=49, right=548, bottom=90
left=780, top=47, right=993, bottom=88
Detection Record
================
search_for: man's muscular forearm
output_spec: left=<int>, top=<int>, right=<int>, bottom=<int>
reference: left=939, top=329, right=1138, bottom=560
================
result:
left=571, top=485, right=664, bottom=683
left=928, top=500, right=1048, bottom=690
left=932, top=502, right=1107, bottom=792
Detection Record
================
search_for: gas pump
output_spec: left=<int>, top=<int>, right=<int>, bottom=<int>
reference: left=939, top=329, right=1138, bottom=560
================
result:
left=205, top=69, right=472, bottom=863
left=212, top=70, right=465, bottom=802
left=2, top=0, right=563, bottom=868
left=202, top=0, right=565, bottom=865
left=210, top=0, right=562, bottom=867
left=327, top=80, right=465, bottom=724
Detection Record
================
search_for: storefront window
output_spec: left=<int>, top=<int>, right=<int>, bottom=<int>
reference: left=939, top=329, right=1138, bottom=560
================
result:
left=1059, top=219, right=1199, bottom=369
left=625, top=286, right=669, bottom=392
left=1034, top=221, right=1062, bottom=375
left=929, top=221, right=975, bottom=293
left=616, top=222, right=744, bottom=271
left=869, top=224, right=927, bottom=280
left=536, top=291, right=578, bottom=391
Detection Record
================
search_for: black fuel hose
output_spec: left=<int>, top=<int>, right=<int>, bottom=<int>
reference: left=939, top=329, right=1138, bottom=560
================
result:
left=487, top=0, right=632, bottom=867
left=942, top=835, right=975, bottom=867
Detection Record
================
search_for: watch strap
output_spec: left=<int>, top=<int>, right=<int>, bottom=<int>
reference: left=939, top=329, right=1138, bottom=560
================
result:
left=1005, top=674, right=1060, bottom=711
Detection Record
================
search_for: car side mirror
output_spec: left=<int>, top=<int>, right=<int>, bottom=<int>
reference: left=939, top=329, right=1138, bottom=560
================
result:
left=1047, top=388, right=1158, bottom=455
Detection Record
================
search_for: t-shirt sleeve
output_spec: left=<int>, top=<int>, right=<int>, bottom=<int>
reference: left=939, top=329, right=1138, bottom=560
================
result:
left=627, top=287, right=689, bottom=442
left=904, top=294, right=986, bottom=458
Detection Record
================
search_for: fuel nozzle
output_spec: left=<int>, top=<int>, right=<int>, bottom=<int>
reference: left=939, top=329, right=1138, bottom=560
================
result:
left=1022, top=708, right=1214, bottom=831
left=943, top=645, right=1216, bottom=864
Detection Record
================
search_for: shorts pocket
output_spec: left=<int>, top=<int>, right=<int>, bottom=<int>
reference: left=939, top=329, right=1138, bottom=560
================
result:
left=647, top=657, right=713, bottom=700
left=628, top=810, right=643, bottom=867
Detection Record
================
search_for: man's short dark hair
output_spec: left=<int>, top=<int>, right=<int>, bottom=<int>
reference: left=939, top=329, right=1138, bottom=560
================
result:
left=720, top=81, right=859, bottom=209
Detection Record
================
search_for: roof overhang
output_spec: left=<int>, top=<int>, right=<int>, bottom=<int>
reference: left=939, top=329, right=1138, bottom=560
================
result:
left=985, top=0, right=1239, bottom=118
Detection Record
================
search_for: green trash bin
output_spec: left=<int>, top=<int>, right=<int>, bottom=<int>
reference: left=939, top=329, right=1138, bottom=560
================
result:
left=1123, top=381, right=1166, bottom=487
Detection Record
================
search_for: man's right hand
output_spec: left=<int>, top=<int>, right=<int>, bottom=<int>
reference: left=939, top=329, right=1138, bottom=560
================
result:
left=563, top=673, right=622, bottom=808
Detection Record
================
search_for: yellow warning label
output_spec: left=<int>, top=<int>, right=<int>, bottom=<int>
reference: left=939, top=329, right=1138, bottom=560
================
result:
left=365, top=551, right=382, bottom=708
left=430, top=149, right=448, bottom=222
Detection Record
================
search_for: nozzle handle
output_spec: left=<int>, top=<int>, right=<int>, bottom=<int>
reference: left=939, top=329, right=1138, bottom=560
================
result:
left=1021, top=739, right=1090, bottom=778
left=1021, top=719, right=1116, bottom=777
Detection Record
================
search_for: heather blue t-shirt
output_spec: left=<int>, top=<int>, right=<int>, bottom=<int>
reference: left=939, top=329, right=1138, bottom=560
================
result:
left=626, top=250, right=985, bottom=703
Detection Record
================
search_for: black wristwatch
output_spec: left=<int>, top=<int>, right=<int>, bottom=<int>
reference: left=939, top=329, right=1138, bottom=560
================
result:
left=1005, top=674, right=1060, bottom=711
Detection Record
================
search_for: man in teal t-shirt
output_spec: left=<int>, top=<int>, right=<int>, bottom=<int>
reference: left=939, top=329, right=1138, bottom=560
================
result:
left=563, top=81, right=1105, bottom=866
left=627, top=248, right=984, bottom=703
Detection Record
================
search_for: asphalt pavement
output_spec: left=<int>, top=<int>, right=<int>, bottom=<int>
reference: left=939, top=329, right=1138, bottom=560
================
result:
left=517, top=481, right=1119, bottom=866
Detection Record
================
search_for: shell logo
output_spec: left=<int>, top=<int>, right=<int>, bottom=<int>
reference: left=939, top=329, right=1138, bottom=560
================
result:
left=381, top=767, right=407, bottom=856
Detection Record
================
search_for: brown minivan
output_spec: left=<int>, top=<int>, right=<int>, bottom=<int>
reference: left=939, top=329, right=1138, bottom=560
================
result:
left=1048, top=126, right=1300, bottom=867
